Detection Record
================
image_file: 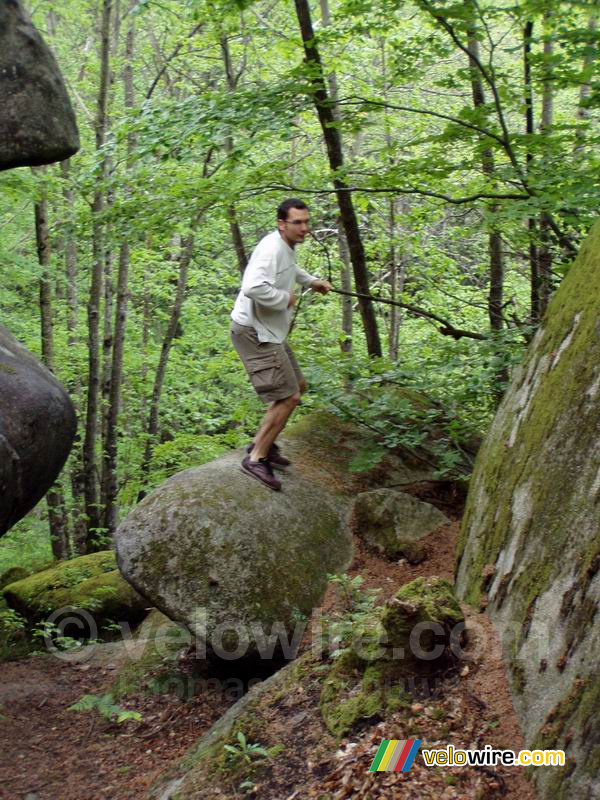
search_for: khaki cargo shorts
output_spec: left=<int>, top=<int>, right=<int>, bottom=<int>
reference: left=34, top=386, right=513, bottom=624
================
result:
left=231, top=321, right=304, bottom=403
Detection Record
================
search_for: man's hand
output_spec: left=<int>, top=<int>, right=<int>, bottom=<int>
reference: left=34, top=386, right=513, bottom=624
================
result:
left=310, top=279, right=333, bottom=294
left=287, top=290, right=297, bottom=308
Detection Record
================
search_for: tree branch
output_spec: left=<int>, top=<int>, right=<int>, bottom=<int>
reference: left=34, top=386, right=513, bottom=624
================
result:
left=145, top=22, right=204, bottom=100
left=244, top=183, right=529, bottom=204
left=337, top=95, right=508, bottom=149
left=328, top=287, right=488, bottom=341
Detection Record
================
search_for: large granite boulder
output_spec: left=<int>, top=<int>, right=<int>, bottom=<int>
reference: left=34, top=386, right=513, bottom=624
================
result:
left=0, top=325, right=77, bottom=536
left=0, top=0, right=79, bottom=169
left=115, top=450, right=352, bottom=659
left=353, top=488, right=450, bottom=563
left=456, top=221, right=600, bottom=798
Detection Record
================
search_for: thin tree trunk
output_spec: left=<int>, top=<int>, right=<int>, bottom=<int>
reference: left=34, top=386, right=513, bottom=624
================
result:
left=523, top=20, right=540, bottom=324
left=320, top=0, right=351, bottom=354
left=34, top=168, right=69, bottom=560
left=84, top=0, right=112, bottom=551
left=538, top=13, right=554, bottom=316
left=137, top=210, right=206, bottom=501
left=337, top=219, right=353, bottom=353
left=60, top=160, right=87, bottom=554
left=101, top=206, right=114, bottom=453
left=101, top=6, right=136, bottom=536
left=221, top=35, right=247, bottom=274
left=574, top=8, right=598, bottom=148
left=467, top=5, right=507, bottom=400
left=467, top=20, right=503, bottom=334
left=294, top=0, right=381, bottom=357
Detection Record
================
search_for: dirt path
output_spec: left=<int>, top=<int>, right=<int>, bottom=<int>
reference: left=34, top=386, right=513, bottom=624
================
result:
left=0, top=516, right=537, bottom=800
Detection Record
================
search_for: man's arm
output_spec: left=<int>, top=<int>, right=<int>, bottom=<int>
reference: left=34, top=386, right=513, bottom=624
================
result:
left=295, top=266, right=332, bottom=294
left=242, top=251, right=290, bottom=310
left=309, top=279, right=333, bottom=294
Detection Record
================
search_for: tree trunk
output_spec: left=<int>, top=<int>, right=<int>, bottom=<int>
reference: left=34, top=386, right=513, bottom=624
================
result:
left=538, top=13, right=554, bottom=316
left=137, top=211, right=205, bottom=501
left=467, top=6, right=507, bottom=399
left=337, top=219, right=353, bottom=354
left=220, top=35, right=247, bottom=274
left=574, top=8, right=598, bottom=149
left=60, top=159, right=87, bottom=554
left=101, top=6, right=136, bottom=536
left=294, top=0, right=381, bottom=357
left=467, top=20, right=503, bottom=334
left=84, top=0, right=112, bottom=551
left=34, top=167, right=69, bottom=560
left=523, top=20, right=540, bottom=325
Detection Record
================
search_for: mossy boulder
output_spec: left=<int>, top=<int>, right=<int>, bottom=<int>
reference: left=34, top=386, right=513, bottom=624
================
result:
left=110, top=609, right=195, bottom=700
left=2, top=551, right=148, bottom=630
left=0, top=566, right=29, bottom=591
left=353, top=489, right=449, bottom=563
left=115, top=447, right=352, bottom=659
left=456, top=220, right=600, bottom=798
left=0, top=324, right=77, bottom=536
left=320, top=577, right=465, bottom=738
left=0, top=0, right=79, bottom=169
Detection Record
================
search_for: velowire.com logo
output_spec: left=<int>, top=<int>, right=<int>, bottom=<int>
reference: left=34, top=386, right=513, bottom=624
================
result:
left=369, top=739, right=422, bottom=772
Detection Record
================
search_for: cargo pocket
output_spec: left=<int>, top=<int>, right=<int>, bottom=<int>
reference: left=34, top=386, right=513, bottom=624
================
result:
left=246, top=352, right=282, bottom=395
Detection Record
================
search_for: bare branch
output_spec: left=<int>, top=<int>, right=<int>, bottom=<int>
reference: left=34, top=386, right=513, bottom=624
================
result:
left=328, top=288, right=488, bottom=341
left=337, top=95, right=507, bottom=149
left=244, top=183, right=529, bottom=204
left=145, top=22, right=204, bottom=100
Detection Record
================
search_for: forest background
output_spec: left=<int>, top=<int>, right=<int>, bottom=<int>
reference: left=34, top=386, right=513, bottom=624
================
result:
left=0, top=0, right=598, bottom=568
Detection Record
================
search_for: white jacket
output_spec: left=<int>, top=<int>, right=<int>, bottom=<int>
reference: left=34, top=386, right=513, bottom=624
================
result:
left=231, top=231, right=318, bottom=343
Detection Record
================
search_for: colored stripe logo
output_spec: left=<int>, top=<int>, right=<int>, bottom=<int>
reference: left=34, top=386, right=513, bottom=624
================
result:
left=369, top=739, right=422, bottom=772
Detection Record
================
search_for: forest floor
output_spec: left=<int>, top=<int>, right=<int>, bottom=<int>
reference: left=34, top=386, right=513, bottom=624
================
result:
left=0, top=484, right=538, bottom=800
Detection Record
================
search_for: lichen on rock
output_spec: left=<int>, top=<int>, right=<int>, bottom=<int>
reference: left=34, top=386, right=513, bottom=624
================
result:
left=115, top=448, right=352, bottom=659
left=456, top=220, right=600, bottom=798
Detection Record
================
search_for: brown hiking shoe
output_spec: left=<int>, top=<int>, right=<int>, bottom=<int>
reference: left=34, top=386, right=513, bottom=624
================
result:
left=246, top=442, right=291, bottom=470
left=241, top=455, right=282, bottom=491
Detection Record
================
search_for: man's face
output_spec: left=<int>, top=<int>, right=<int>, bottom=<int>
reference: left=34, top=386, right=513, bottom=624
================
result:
left=278, top=207, right=310, bottom=247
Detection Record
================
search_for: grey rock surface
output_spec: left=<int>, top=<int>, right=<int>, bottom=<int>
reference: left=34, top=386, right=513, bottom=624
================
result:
left=0, top=324, right=76, bottom=535
left=0, top=0, right=79, bottom=169
left=456, top=220, right=600, bottom=799
left=353, top=488, right=449, bottom=563
left=115, top=450, right=352, bottom=657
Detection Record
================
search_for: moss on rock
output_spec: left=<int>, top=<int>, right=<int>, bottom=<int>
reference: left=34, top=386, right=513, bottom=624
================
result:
left=320, top=577, right=464, bottom=738
left=115, top=447, right=352, bottom=658
left=456, top=220, right=600, bottom=797
left=111, top=609, right=193, bottom=700
left=2, top=550, right=148, bottom=629
left=0, top=566, right=29, bottom=591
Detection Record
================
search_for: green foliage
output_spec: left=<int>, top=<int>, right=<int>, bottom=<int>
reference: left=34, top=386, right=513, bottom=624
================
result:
left=0, top=0, right=596, bottom=564
left=223, top=730, right=270, bottom=768
left=68, top=693, right=142, bottom=724
left=324, top=573, right=381, bottom=658
left=31, top=620, right=98, bottom=653
left=0, top=516, right=53, bottom=576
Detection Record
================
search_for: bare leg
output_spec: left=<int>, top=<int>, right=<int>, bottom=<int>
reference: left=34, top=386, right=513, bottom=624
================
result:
left=250, top=392, right=300, bottom=461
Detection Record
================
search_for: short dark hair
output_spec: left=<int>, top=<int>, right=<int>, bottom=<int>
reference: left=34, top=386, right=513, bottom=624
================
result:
left=277, top=198, right=309, bottom=221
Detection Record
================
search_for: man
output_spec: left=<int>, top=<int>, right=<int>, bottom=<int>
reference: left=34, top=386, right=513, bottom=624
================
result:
left=231, top=198, right=332, bottom=490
